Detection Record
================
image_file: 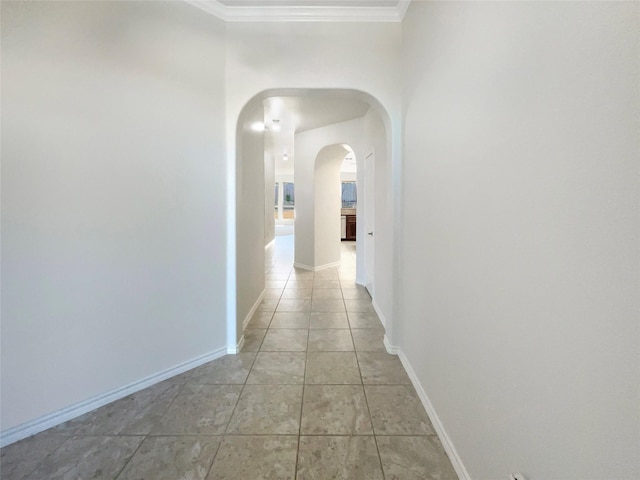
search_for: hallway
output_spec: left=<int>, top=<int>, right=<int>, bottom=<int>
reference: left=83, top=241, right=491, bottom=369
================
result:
left=1, top=237, right=456, bottom=479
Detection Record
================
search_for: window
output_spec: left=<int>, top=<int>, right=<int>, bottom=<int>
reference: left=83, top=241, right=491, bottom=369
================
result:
left=283, top=182, right=294, bottom=206
left=341, top=182, right=357, bottom=208
left=279, top=182, right=294, bottom=220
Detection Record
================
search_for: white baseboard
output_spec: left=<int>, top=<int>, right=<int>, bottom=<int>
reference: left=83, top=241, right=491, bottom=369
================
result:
left=293, top=262, right=314, bottom=271
left=293, top=260, right=341, bottom=272
left=396, top=349, right=471, bottom=480
left=383, top=334, right=398, bottom=354
left=371, top=298, right=386, bottom=328
left=241, top=289, right=266, bottom=331
left=227, top=335, right=245, bottom=354
left=0, top=346, right=228, bottom=448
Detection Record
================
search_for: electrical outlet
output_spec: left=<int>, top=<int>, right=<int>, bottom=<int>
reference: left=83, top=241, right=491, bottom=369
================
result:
left=510, top=474, right=528, bottom=480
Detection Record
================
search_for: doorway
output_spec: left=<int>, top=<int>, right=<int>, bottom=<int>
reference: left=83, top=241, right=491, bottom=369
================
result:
left=233, top=89, right=393, bottom=350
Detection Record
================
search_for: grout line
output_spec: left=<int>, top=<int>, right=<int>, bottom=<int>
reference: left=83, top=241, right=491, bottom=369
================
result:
left=293, top=266, right=311, bottom=480
left=203, top=434, right=225, bottom=479
left=114, top=434, right=147, bottom=479
left=341, top=262, right=387, bottom=480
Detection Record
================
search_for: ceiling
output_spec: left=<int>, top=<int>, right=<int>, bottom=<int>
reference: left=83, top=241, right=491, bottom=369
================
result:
left=186, top=0, right=410, bottom=22
left=217, top=1, right=400, bottom=6
left=263, top=95, right=370, bottom=175
left=265, top=96, right=370, bottom=134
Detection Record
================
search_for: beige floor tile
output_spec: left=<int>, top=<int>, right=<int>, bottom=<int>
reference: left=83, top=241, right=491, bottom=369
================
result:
left=247, top=311, right=273, bottom=328
left=311, top=298, right=346, bottom=313
left=377, top=436, right=458, bottom=480
left=313, top=279, right=341, bottom=289
left=308, top=329, right=354, bottom=351
left=153, top=384, right=241, bottom=435
left=341, top=288, right=371, bottom=300
left=347, top=312, right=384, bottom=329
left=0, top=434, right=67, bottom=480
left=270, top=312, right=310, bottom=329
left=351, top=329, right=386, bottom=352
left=256, top=298, right=278, bottom=313
left=309, top=312, right=349, bottom=329
left=261, top=329, right=308, bottom=351
left=301, top=385, right=372, bottom=435
left=247, top=352, right=306, bottom=384
left=208, top=436, right=298, bottom=480
left=290, top=268, right=314, bottom=279
left=242, top=329, right=267, bottom=352
left=297, top=436, right=383, bottom=480
left=312, top=288, right=343, bottom=299
left=30, top=436, right=142, bottom=480
left=118, top=436, right=219, bottom=480
left=266, top=273, right=290, bottom=281
left=277, top=299, right=311, bottom=313
left=264, top=288, right=284, bottom=299
left=339, top=277, right=358, bottom=288
left=227, top=385, right=303, bottom=434
left=281, top=288, right=313, bottom=299
left=357, top=352, right=412, bottom=385
left=314, top=269, right=339, bottom=280
left=286, top=279, right=314, bottom=288
left=365, top=385, right=435, bottom=435
left=305, top=352, right=361, bottom=384
left=189, top=353, right=256, bottom=385
left=344, top=299, right=376, bottom=313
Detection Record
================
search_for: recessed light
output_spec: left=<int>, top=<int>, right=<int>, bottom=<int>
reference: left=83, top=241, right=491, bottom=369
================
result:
left=271, top=119, right=281, bottom=132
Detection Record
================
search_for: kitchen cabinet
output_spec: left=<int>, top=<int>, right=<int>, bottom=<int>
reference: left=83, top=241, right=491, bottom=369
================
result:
left=345, top=215, right=356, bottom=241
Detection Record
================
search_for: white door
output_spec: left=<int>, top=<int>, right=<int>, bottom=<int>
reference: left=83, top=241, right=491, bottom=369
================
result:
left=364, top=150, right=375, bottom=295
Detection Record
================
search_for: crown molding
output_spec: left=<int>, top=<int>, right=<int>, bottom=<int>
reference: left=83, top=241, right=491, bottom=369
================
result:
left=185, top=0, right=411, bottom=22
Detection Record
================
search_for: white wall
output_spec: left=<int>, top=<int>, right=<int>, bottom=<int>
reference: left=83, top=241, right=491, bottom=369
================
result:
left=1, top=1, right=228, bottom=434
left=236, top=103, right=266, bottom=338
left=400, top=2, right=640, bottom=479
left=314, top=145, right=350, bottom=268
left=264, top=144, right=276, bottom=245
left=340, top=172, right=357, bottom=183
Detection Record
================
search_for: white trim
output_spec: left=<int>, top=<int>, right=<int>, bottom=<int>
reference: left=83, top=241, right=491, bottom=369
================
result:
left=293, top=260, right=341, bottom=272
left=265, top=238, right=275, bottom=249
left=227, top=334, right=245, bottom=354
left=185, top=0, right=411, bottom=22
left=397, top=350, right=471, bottom=480
left=313, top=260, right=342, bottom=271
left=371, top=298, right=386, bottom=328
left=293, top=262, right=315, bottom=271
left=242, top=289, right=266, bottom=331
left=383, top=334, right=398, bottom=355
left=0, top=347, right=227, bottom=448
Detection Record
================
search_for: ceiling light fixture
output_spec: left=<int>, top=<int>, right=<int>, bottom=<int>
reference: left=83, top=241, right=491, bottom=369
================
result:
left=271, top=119, right=281, bottom=132
left=283, top=148, right=288, bottom=161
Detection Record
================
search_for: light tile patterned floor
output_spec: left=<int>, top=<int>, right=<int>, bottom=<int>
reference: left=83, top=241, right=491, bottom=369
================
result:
left=0, top=237, right=457, bottom=480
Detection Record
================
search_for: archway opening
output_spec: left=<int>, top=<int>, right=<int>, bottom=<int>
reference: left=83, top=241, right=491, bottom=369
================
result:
left=233, top=88, right=393, bottom=351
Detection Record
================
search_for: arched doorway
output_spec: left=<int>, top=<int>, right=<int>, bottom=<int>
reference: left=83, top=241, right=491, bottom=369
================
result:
left=232, top=89, right=394, bottom=353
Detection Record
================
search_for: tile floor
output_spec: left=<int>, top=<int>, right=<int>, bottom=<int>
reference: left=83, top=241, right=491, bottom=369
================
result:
left=0, top=237, right=457, bottom=480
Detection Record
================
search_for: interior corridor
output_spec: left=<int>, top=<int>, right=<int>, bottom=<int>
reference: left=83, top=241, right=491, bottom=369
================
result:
left=0, top=236, right=456, bottom=479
